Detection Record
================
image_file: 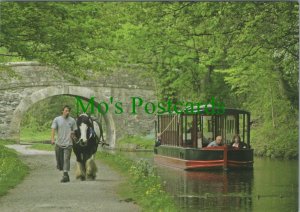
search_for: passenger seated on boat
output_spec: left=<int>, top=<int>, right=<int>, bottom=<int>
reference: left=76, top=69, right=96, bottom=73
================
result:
left=155, top=133, right=162, bottom=147
left=207, top=136, right=222, bottom=147
left=230, top=134, right=247, bottom=149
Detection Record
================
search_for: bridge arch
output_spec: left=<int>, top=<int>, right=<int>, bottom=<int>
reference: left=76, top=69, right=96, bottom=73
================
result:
left=1, top=62, right=155, bottom=145
left=9, top=85, right=116, bottom=147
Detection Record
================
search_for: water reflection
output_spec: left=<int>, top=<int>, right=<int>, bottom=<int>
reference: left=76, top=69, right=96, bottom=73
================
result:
left=120, top=151, right=298, bottom=211
left=155, top=157, right=298, bottom=212
left=156, top=167, right=254, bottom=211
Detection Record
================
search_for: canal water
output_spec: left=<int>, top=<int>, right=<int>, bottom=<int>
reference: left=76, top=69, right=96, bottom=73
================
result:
left=124, top=152, right=298, bottom=211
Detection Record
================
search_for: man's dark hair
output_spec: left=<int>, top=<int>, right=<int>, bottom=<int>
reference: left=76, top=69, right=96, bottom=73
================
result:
left=62, top=105, right=71, bottom=111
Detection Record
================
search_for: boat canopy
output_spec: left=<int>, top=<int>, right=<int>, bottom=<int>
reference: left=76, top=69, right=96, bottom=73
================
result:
left=156, top=106, right=251, bottom=149
left=175, top=105, right=250, bottom=115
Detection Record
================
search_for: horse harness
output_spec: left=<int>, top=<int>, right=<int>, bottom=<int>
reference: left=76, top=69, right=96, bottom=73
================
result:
left=72, top=115, right=106, bottom=147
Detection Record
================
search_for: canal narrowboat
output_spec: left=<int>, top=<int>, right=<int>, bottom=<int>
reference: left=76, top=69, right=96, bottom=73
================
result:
left=154, top=105, right=253, bottom=170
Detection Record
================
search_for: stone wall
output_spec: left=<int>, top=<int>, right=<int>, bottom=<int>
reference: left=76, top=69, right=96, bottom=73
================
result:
left=0, top=62, right=156, bottom=147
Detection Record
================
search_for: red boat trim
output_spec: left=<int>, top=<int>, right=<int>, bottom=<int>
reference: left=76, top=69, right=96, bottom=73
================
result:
left=201, top=147, right=225, bottom=151
left=154, top=154, right=225, bottom=170
left=154, top=154, right=253, bottom=170
left=228, top=160, right=253, bottom=164
left=223, top=145, right=228, bottom=169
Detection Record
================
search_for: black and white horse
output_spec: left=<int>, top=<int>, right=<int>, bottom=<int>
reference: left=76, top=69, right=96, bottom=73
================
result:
left=72, top=114, right=105, bottom=180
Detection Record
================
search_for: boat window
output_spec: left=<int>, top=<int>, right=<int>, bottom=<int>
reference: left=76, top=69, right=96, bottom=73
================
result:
left=183, top=115, right=194, bottom=147
left=225, top=115, right=236, bottom=144
left=208, top=120, right=213, bottom=132
left=238, top=113, right=250, bottom=145
left=201, top=116, right=213, bottom=147
left=159, top=114, right=180, bottom=146
left=239, top=114, right=246, bottom=143
left=214, top=115, right=224, bottom=141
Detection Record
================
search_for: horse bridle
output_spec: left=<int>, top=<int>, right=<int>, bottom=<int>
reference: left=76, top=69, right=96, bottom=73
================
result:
left=85, top=116, right=109, bottom=147
left=73, top=115, right=108, bottom=147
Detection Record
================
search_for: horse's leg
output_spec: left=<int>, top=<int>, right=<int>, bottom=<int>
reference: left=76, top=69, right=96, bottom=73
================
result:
left=81, top=158, right=87, bottom=181
left=86, top=154, right=97, bottom=180
left=73, top=149, right=84, bottom=180
left=81, top=153, right=91, bottom=180
left=76, top=161, right=86, bottom=180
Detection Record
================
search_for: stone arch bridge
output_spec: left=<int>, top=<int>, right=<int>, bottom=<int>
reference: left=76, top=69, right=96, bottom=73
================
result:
left=0, top=62, right=156, bottom=147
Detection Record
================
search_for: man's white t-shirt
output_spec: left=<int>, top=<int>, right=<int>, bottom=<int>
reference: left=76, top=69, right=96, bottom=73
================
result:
left=51, top=116, right=77, bottom=147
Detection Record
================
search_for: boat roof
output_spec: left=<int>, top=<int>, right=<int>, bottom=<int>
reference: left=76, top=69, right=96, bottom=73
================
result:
left=161, top=104, right=250, bottom=115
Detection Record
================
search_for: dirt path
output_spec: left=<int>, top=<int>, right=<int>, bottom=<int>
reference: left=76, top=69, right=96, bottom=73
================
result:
left=0, top=145, right=140, bottom=212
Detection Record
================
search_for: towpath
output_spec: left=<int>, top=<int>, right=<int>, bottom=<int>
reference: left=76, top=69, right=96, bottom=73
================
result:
left=0, top=144, right=140, bottom=212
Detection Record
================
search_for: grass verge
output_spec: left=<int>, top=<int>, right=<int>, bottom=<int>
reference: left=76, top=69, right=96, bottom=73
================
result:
left=0, top=139, right=17, bottom=145
left=116, top=135, right=154, bottom=151
left=20, top=128, right=50, bottom=143
left=0, top=140, right=29, bottom=196
left=96, top=151, right=178, bottom=212
left=29, top=143, right=54, bottom=151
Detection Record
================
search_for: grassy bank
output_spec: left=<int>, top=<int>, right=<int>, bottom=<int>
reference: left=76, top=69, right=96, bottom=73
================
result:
left=0, top=140, right=29, bottom=196
left=96, top=151, right=178, bottom=211
left=251, top=124, right=298, bottom=159
left=29, top=143, right=54, bottom=151
left=116, top=135, right=154, bottom=151
left=20, top=128, right=50, bottom=143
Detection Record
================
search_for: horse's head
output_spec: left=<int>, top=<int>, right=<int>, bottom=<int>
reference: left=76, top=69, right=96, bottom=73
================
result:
left=76, top=114, right=93, bottom=146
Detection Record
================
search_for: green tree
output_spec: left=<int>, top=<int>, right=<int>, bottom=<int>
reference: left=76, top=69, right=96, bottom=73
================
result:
left=1, top=2, right=298, bottom=157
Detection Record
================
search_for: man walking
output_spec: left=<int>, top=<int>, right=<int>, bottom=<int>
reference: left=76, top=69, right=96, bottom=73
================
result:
left=51, top=105, right=77, bottom=183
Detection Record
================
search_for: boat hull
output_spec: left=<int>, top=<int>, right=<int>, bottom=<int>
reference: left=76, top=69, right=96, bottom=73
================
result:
left=154, top=145, right=253, bottom=170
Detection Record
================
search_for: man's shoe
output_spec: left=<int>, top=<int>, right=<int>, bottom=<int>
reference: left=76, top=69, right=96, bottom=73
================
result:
left=61, top=175, right=70, bottom=183
left=61, top=173, right=70, bottom=183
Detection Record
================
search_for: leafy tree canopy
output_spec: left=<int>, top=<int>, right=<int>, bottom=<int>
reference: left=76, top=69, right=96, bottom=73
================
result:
left=1, top=2, right=298, bottom=157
